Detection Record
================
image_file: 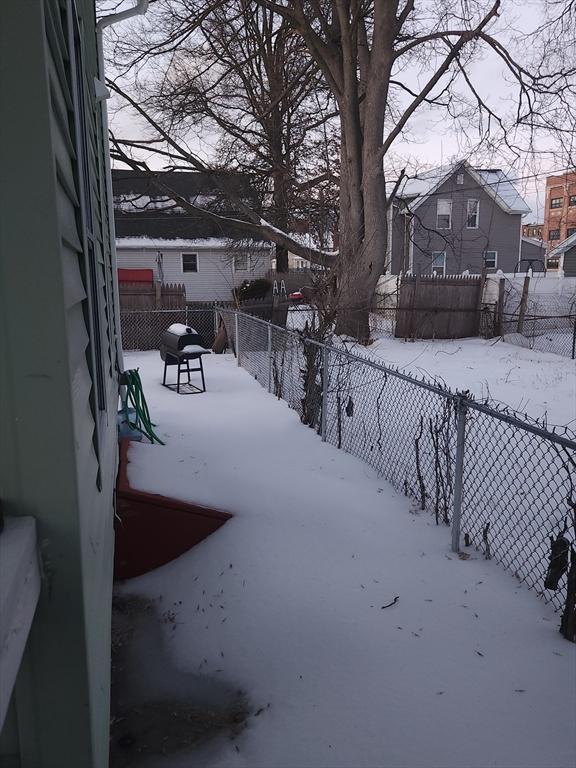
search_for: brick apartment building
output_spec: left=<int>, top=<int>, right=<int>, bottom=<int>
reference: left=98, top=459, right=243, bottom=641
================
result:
left=522, top=222, right=543, bottom=239
left=543, top=171, right=576, bottom=248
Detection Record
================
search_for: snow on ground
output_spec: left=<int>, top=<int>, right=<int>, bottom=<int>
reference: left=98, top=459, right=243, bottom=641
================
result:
left=123, top=351, right=576, bottom=768
left=364, top=334, right=576, bottom=428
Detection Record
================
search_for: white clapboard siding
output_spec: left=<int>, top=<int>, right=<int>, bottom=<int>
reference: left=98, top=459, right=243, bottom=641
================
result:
left=117, top=244, right=272, bottom=301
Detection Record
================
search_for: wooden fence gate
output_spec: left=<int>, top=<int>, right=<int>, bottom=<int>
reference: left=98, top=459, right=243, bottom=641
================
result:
left=119, top=282, right=186, bottom=310
left=395, top=274, right=483, bottom=339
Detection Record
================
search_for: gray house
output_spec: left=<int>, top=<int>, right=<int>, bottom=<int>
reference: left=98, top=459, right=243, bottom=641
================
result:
left=1, top=0, right=122, bottom=765
left=113, top=170, right=272, bottom=301
left=388, top=161, right=531, bottom=275
left=547, top=231, right=576, bottom=275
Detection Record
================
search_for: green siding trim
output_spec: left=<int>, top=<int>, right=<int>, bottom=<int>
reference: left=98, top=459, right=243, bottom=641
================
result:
left=0, top=0, right=119, bottom=765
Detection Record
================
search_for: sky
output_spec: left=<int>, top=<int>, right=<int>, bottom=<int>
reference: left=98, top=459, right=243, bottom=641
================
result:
left=104, top=0, right=574, bottom=223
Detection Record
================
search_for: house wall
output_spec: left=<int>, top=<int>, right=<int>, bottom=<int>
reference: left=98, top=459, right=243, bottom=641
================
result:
left=543, top=172, right=576, bottom=247
left=564, top=245, right=576, bottom=277
left=407, top=168, right=522, bottom=274
left=117, top=246, right=271, bottom=301
left=520, top=239, right=546, bottom=265
left=389, top=205, right=407, bottom=274
left=0, top=0, right=118, bottom=765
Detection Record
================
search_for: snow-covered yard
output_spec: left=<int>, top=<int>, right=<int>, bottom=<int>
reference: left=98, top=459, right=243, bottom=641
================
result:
left=364, top=334, right=576, bottom=428
left=121, top=351, right=575, bottom=768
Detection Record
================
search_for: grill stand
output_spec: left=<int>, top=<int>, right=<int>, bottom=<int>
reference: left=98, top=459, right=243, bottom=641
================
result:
left=162, top=353, right=207, bottom=394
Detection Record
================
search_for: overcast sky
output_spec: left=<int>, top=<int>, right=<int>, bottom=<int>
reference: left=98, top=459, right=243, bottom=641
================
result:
left=106, top=0, right=573, bottom=222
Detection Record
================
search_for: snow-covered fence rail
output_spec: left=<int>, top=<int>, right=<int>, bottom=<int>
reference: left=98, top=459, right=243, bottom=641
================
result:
left=219, top=308, right=576, bottom=616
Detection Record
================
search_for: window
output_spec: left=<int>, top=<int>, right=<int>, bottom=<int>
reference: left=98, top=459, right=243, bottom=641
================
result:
left=549, top=229, right=561, bottom=241
left=436, top=200, right=452, bottom=229
left=569, top=195, right=576, bottom=207
left=567, top=227, right=576, bottom=238
left=233, top=253, right=249, bottom=271
left=182, top=253, right=198, bottom=272
left=484, top=251, right=498, bottom=269
left=456, top=173, right=464, bottom=185
left=466, top=200, right=479, bottom=228
left=547, top=257, right=560, bottom=269
left=431, top=252, right=446, bottom=276
left=550, top=197, right=563, bottom=209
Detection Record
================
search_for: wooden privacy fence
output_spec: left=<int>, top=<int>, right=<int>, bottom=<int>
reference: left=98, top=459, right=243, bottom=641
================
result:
left=395, top=274, right=483, bottom=339
left=119, top=282, right=186, bottom=310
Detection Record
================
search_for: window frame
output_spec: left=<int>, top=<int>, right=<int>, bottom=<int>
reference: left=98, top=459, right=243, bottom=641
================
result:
left=466, top=199, right=480, bottom=229
left=483, top=250, right=498, bottom=269
left=567, top=227, right=576, bottom=238
left=550, top=197, right=563, bottom=209
left=436, top=199, right=452, bottom=230
left=548, top=229, right=561, bottom=241
left=569, top=195, right=576, bottom=207
left=431, top=251, right=446, bottom=276
left=233, top=252, right=250, bottom=272
left=181, top=252, right=199, bottom=273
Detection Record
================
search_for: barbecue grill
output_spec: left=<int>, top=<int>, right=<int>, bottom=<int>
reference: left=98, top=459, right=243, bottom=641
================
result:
left=160, top=324, right=211, bottom=394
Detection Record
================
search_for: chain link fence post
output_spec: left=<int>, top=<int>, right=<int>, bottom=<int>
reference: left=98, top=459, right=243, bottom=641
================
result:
left=235, top=312, right=240, bottom=367
left=267, top=324, right=272, bottom=393
left=321, top=344, right=330, bottom=442
left=451, top=396, right=468, bottom=552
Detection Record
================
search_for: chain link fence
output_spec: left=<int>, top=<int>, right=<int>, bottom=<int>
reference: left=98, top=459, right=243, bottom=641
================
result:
left=501, top=280, right=576, bottom=358
left=220, top=308, right=576, bottom=614
left=120, top=307, right=219, bottom=350
left=501, top=313, right=576, bottom=358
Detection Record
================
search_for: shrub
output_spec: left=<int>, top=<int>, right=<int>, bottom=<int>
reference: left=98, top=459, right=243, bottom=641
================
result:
left=234, top=278, right=271, bottom=301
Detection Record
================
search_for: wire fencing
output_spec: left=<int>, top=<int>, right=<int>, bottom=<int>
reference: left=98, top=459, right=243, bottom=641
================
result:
left=501, top=313, right=576, bottom=359
left=120, top=306, right=220, bottom=350
left=501, top=279, right=576, bottom=358
left=219, top=308, right=576, bottom=616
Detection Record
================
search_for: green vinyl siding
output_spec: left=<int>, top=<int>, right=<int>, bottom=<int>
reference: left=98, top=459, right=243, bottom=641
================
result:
left=0, top=0, right=119, bottom=764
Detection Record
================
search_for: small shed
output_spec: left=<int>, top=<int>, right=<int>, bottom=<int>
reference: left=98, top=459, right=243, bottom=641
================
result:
left=547, top=232, right=576, bottom=276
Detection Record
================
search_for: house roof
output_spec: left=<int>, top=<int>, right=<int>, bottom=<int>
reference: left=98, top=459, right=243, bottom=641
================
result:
left=395, top=161, right=531, bottom=215
left=112, top=169, right=267, bottom=243
left=116, top=237, right=270, bottom=250
left=521, top=236, right=546, bottom=249
left=548, top=231, right=576, bottom=257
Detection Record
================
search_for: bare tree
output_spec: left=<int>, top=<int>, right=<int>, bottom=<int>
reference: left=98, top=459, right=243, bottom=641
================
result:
left=105, top=0, right=576, bottom=340
left=108, top=0, right=339, bottom=271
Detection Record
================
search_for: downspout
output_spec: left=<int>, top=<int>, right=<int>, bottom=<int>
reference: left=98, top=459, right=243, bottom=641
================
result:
left=95, top=0, right=150, bottom=373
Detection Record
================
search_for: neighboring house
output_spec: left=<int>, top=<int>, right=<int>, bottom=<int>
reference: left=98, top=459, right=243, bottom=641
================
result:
left=543, top=171, right=576, bottom=248
left=547, top=231, right=576, bottom=276
left=522, top=222, right=543, bottom=239
left=519, top=236, right=547, bottom=271
left=1, top=0, right=120, bottom=766
left=113, top=170, right=272, bottom=301
left=388, top=161, right=530, bottom=275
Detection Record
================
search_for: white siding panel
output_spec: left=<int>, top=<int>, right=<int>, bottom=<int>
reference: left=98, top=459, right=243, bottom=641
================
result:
left=117, top=247, right=272, bottom=301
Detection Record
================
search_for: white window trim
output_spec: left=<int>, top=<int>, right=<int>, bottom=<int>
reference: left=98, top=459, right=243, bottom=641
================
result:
left=466, top=199, right=480, bottom=229
left=484, top=250, right=498, bottom=269
left=436, top=200, right=452, bottom=230
left=431, top=251, right=446, bottom=276
left=181, top=252, right=199, bottom=273
left=233, top=253, right=251, bottom=272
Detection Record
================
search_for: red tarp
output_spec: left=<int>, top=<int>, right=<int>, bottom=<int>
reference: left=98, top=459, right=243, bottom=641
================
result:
left=118, top=268, right=154, bottom=283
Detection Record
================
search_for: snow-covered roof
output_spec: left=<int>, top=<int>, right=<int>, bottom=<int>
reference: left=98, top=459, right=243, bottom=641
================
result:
left=116, top=237, right=271, bottom=250
left=395, top=161, right=530, bottom=215
left=521, top=236, right=545, bottom=249
left=548, top=231, right=576, bottom=257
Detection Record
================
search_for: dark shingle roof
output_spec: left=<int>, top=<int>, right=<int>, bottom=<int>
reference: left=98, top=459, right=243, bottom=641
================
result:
left=112, top=169, right=264, bottom=241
